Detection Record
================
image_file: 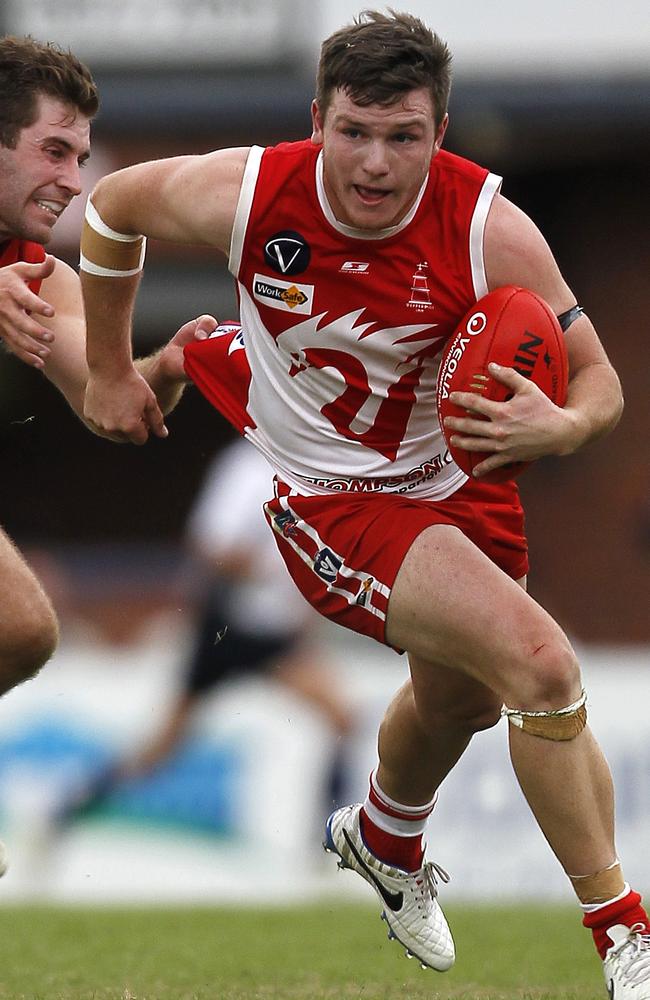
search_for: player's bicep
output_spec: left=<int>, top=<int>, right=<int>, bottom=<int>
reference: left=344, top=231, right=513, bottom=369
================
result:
left=484, top=195, right=576, bottom=314
left=485, top=196, right=617, bottom=380
left=90, top=147, right=249, bottom=254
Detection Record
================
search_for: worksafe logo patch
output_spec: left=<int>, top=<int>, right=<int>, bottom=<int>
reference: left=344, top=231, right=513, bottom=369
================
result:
left=253, top=273, right=314, bottom=314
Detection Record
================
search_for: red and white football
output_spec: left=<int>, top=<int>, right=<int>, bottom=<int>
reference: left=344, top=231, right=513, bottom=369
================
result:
left=436, top=286, right=569, bottom=483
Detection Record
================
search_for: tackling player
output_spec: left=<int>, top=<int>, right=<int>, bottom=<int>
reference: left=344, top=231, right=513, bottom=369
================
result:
left=0, top=39, right=212, bottom=738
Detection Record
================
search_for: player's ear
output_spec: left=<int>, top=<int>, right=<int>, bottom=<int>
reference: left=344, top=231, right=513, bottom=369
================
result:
left=433, top=113, right=449, bottom=154
left=311, top=100, right=324, bottom=145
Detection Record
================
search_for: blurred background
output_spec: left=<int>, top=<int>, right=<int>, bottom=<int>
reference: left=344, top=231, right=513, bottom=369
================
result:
left=0, top=0, right=648, bottom=906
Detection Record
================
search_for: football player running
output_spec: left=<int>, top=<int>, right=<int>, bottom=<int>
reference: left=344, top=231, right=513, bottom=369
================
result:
left=78, top=11, right=646, bottom=996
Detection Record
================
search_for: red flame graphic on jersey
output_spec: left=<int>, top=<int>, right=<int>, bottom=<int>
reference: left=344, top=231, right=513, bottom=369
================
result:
left=281, top=309, right=446, bottom=461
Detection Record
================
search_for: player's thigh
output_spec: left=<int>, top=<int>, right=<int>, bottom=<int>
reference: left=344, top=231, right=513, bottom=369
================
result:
left=385, top=523, right=578, bottom=705
left=403, top=576, right=528, bottom=729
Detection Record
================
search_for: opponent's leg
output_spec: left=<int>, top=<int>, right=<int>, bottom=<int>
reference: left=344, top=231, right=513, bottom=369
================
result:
left=0, top=528, right=58, bottom=695
left=0, top=530, right=59, bottom=876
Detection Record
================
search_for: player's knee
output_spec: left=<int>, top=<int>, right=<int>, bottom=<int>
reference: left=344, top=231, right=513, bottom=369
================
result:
left=29, top=610, right=59, bottom=671
left=501, top=638, right=588, bottom=742
left=507, top=639, right=582, bottom=713
left=0, top=602, right=59, bottom=691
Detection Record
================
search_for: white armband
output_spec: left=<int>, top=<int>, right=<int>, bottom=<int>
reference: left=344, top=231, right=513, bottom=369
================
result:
left=79, top=198, right=147, bottom=277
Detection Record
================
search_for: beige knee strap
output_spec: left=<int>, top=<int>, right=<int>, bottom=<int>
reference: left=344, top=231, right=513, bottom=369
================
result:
left=502, top=689, right=587, bottom=740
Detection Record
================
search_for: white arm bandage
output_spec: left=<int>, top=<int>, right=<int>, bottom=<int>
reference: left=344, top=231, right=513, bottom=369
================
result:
left=79, top=198, right=147, bottom=277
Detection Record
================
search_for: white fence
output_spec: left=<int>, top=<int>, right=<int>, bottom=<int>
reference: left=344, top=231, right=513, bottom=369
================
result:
left=0, top=619, right=648, bottom=904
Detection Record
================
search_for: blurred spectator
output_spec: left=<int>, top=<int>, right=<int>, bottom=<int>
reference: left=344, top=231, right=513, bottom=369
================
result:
left=60, top=437, right=352, bottom=823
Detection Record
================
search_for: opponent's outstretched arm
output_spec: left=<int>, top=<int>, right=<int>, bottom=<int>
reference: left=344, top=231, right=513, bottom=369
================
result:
left=8, top=254, right=216, bottom=442
left=0, top=255, right=57, bottom=367
left=81, top=148, right=248, bottom=444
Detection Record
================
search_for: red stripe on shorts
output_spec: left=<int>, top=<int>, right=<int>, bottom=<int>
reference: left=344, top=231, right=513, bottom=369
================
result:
left=263, top=477, right=527, bottom=645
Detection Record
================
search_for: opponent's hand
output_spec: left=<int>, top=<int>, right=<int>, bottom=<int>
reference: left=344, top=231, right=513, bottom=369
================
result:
left=0, top=256, right=57, bottom=367
left=445, top=363, right=573, bottom=478
left=154, top=313, right=217, bottom=382
left=83, top=367, right=167, bottom=445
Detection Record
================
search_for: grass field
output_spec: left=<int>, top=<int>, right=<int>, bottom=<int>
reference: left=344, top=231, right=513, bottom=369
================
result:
left=0, top=902, right=604, bottom=1000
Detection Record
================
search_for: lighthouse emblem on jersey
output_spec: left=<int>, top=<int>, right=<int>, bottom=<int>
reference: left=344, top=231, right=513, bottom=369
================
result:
left=407, top=262, right=433, bottom=312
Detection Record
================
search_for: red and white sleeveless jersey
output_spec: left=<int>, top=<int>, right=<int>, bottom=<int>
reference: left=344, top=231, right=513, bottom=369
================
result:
left=229, top=140, right=501, bottom=499
left=0, top=238, right=46, bottom=294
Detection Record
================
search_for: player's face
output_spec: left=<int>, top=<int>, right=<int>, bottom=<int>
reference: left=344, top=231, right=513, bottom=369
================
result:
left=312, top=87, right=447, bottom=231
left=0, top=93, right=91, bottom=244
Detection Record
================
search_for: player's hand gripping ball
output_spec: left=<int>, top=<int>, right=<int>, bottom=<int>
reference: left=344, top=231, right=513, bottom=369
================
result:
left=436, top=286, right=569, bottom=482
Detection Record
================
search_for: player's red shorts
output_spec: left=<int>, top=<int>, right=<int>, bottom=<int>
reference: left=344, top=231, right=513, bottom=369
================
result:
left=263, top=477, right=527, bottom=646
left=185, top=322, right=528, bottom=646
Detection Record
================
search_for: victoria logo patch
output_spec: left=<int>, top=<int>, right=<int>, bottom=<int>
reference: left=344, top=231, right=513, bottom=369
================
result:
left=313, top=547, right=342, bottom=582
left=264, top=230, right=311, bottom=276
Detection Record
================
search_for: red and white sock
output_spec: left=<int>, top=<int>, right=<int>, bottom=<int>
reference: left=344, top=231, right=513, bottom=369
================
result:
left=582, top=885, right=650, bottom=958
left=359, top=769, right=436, bottom=872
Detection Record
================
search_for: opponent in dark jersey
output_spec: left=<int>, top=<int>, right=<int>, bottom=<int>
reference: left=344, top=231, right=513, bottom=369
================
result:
left=0, top=37, right=212, bottom=884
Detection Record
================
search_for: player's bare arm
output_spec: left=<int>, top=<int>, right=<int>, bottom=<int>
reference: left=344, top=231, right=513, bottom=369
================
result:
left=38, top=256, right=88, bottom=416
left=41, top=259, right=143, bottom=442
left=81, top=147, right=248, bottom=443
left=89, top=146, right=249, bottom=250
left=445, top=194, right=623, bottom=476
left=37, top=258, right=215, bottom=439
left=134, top=313, right=217, bottom=415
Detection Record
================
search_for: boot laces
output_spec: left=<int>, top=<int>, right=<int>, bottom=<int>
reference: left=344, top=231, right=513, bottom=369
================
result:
left=419, top=861, right=450, bottom=899
left=617, top=923, right=650, bottom=985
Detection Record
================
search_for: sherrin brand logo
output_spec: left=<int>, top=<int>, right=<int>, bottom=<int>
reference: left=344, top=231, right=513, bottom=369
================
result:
left=437, top=311, right=488, bottom=401
left=340, top=261, right=369, bottom=274
left=466, top=311, right=487, bottom=336
left=253, top=273, right=314, bottom=314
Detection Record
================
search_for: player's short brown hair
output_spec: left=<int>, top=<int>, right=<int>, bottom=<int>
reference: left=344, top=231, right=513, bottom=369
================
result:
left=0, top=35, right=99, bottom=148
left=316, top=9, right=452, bottom=128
